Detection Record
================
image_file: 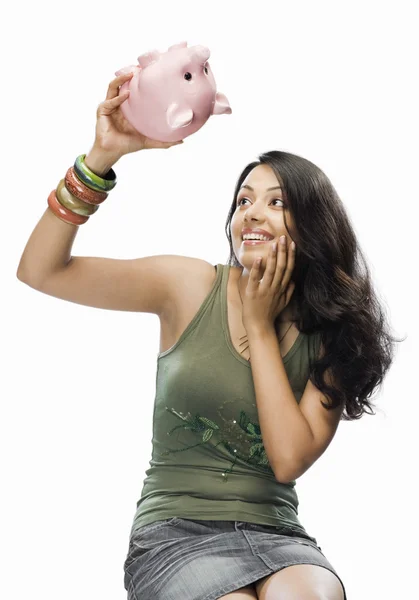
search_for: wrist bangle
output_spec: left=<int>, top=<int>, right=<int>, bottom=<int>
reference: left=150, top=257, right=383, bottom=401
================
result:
left=48, top=189, right=89, bottom=225
left=74, top=154, right=117, bottom=193
left=65, top=167, right=108, bottom=205
left=46, top=153, right=118, bottom=226
left=55, top=179, right=99, bottom=216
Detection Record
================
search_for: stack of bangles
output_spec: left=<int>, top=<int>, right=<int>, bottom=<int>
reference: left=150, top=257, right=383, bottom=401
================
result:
left=47, top=153, right=117, bottom=225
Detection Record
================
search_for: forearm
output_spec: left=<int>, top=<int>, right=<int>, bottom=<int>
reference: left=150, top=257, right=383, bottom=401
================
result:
left=246, top=324, right=314, bottom=482
left=16, top=146, right=121, bottom=285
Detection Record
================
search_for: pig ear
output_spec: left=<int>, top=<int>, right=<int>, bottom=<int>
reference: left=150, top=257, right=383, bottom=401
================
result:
left=137, top=49, right=161, bottom=68
left=168, top=41, right=188, bottom=51
left=166, top=103, right=193, bottom=130
left=211, top=92, right=232, bottom=116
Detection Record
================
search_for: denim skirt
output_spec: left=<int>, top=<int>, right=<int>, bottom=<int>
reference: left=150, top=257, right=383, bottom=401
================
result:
left=123, top=517, right=347, bottom=600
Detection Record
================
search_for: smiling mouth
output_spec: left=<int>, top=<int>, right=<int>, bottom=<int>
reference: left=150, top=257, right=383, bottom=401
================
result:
left=242, top=239, right=273, bottom=245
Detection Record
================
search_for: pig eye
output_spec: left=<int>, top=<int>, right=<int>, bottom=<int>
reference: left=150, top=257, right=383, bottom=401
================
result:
left=184, top=72, right=192, bottom=81
left=204, top=66, right=208, bottom=75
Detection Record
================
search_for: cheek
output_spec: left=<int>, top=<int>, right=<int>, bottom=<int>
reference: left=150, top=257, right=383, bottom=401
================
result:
left=231, top=219, right=241, bottom=239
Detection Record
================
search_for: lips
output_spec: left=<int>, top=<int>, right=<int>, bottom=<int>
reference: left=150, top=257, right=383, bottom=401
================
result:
left=241, top=228, right=275, bottom=239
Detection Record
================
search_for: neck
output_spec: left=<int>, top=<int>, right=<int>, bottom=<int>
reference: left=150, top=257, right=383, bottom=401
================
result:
left=277, top=299, right=297, bottom=323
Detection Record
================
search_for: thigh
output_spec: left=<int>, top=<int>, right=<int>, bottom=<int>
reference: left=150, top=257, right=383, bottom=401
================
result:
left=219, top=585, right=258, bottom=599
left=255, top=564, right=345, bottom=600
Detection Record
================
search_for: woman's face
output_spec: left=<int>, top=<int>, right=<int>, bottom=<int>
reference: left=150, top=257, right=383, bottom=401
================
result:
left=231, top=164, right=296, bottom=273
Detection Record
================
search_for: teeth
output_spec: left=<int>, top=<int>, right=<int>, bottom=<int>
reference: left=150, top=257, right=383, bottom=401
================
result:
left=243, top=233, right=272, bottom=241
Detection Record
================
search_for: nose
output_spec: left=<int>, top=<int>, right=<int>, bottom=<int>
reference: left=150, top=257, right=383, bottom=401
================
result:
left=244, top=211, right=266, bottom=225
left=243, top=201, right=267, bottom=221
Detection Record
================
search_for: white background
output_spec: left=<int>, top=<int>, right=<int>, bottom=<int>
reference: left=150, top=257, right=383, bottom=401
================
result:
left=3, top=1, right=418, bottom=599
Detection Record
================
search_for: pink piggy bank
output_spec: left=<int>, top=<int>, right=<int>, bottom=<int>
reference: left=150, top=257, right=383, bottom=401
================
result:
left=115, top=41, right=232, bottom=142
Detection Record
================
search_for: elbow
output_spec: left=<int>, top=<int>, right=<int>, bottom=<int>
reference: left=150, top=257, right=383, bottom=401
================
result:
left=274, top=470, right=296, bottom=485
left=16, top=269, right=34, bottom=286
left=16, top=268, right=28, bottom=282
left=17, top=272, right=40, bottom=291
left=274, top=458, right=306, bottom=485
left=273, top=462, right=294, bottom=484
left=16, top=266, right=39, bottom=287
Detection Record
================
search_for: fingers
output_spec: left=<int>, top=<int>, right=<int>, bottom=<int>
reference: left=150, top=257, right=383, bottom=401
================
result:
left=99, top=89, right=131, bottom=116
left=269, top=236, right=295, bottom=289
left=246, top=256, right=262, bottom=291
left=106, top=72, right=134, bottom=101
left=151, top=139, right=184, bottom=149
left=277, top=237, right=296, bottom=289
left=99, top=73, right=134, bottom=116
left=248, top=238, right=296, bottom=295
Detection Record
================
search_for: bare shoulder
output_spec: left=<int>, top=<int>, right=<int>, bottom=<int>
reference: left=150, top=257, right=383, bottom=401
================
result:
left=165, top=255, right=216, bottom=281
left=161, top=255, right=217, bottom=320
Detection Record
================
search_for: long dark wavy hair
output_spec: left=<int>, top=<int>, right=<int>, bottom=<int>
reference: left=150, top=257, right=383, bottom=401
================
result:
left=225, top=150, right=405, bottom=421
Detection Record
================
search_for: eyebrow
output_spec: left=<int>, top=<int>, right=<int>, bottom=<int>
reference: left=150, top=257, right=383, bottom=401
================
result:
left=239, top=184, right=282, bottom=192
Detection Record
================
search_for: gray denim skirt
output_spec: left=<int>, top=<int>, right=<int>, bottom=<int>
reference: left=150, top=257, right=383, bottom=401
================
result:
left=123, top=517, right=347, bottom=600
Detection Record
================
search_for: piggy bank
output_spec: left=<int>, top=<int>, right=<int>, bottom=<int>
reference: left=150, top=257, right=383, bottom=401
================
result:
left=115, top=41, right=232, bottom=142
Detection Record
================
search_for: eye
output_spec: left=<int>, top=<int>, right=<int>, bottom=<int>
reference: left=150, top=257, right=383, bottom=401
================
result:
left=237, top=197, right=284, bottom=207
left=204, top=65, right=208, bottom=75
left=184, top=72, right=192, bottom=81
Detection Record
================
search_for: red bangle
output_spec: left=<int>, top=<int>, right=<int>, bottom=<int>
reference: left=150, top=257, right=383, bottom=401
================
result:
left=47, top=189, right=89, bottom=225
left=65, top=166, right=108, bottom=206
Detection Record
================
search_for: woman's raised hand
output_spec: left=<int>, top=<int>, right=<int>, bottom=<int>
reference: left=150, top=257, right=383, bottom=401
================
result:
left=94, top=72, right=183, bottom=157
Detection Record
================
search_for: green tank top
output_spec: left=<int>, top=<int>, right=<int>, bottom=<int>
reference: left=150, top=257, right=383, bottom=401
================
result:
left=130, top=263, right=321, bottom=539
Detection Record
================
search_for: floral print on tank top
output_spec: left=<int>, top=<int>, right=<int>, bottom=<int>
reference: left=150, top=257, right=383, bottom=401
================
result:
left=160, top=397, right=274, bottom=482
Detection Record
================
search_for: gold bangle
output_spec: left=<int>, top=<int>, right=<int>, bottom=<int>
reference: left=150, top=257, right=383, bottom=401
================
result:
left=56, top=179, right=99, bottom=216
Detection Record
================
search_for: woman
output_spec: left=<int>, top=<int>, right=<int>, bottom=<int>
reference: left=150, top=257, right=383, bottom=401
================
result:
left=17, top=72, right=401, bottom=600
